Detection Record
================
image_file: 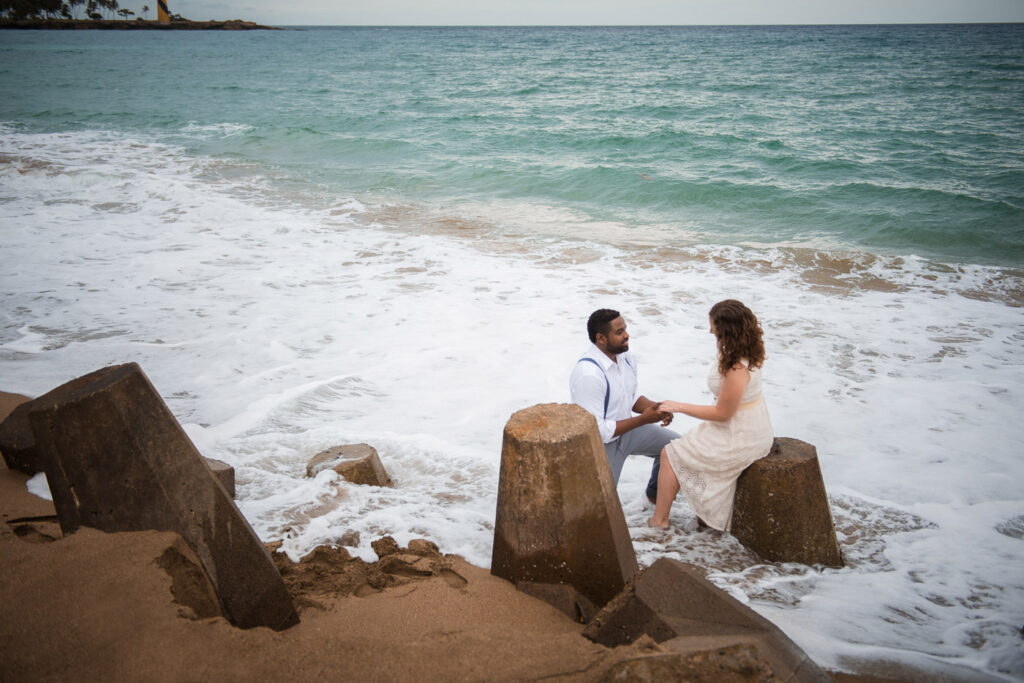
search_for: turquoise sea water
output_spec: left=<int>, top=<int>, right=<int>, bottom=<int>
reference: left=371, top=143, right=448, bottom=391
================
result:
left=2, top=24, right=1023, bottom=267
left=3, top=25, right=1024, bottom=679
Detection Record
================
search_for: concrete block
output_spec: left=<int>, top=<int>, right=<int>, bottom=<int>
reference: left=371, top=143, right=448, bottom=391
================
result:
left=732, top=437, right=843, bottom=568
left=491, top=403, right=637, bottom=612
left=27, top=363, right=299, bottom=631
left=306, top=443, right=393, bottom=487
left=584, top=558, right=830, bottom=682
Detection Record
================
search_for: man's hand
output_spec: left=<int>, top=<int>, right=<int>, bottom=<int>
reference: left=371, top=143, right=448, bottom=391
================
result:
left=640, top=403, right=666, bottom=425
left=615, top=399, right=675, bottom=439
left=654, top=402, right=673, bottom=426
left=633, top=397, right=674, bottom=427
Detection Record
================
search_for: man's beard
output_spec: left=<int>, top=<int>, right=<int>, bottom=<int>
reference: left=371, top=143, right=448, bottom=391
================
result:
left=607, top=341, right=628, bottom=355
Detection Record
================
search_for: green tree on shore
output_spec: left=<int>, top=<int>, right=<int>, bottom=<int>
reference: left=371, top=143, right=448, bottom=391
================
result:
left=1, top=0, right=63, bottom=18
left=0, top=0, right=129, bottom=19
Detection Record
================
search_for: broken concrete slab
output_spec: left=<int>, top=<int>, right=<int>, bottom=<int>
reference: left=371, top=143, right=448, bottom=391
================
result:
left=583, top=558, right=830, bottom=682
left=27, top=363, right=299, bottom=631
left=306, top=443, right=393, bottom=487
left=732, top=437, right=843, bottom=568
left=491, top=403, right=637, bottom=613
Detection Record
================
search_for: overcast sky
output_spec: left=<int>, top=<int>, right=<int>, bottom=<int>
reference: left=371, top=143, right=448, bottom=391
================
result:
left=169, top=0, right=1024, bottom=26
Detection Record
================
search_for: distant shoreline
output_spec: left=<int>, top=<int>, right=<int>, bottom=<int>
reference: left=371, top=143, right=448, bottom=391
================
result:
left=0, top=18, right=279, bottom=30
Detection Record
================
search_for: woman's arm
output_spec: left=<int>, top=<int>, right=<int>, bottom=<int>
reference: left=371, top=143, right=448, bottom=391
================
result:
left=659, top=365, right=750, bottom=422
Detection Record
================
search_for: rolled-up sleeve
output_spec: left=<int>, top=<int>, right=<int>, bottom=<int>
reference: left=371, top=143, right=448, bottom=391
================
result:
left=570, top=367, right=616, bottom=443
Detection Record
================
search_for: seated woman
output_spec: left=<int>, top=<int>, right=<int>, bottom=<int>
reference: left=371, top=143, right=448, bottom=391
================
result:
left=648, top=299, right=774, bottom=531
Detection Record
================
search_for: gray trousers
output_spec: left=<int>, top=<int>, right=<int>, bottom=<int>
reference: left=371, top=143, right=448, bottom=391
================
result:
left=604, top=424, right=680, bottom=499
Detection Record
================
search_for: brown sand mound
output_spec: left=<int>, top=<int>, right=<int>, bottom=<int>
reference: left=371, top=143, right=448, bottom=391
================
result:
left=0, top=461, right=654, bottom=680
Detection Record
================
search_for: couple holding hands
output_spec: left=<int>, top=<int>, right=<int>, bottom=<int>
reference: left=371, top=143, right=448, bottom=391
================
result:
left=569, top=301, right=774, bottom=532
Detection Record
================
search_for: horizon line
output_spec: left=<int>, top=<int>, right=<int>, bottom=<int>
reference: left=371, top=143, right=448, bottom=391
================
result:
left=267, top=21, right=1024, bottom=28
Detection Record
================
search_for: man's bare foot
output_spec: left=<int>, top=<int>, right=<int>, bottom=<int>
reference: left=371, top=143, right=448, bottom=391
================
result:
left=647, top=517, right=669, bottom=530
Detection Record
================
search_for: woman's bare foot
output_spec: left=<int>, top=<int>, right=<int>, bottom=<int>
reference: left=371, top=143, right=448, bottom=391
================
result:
left=647, top=517, right=669, bottom=530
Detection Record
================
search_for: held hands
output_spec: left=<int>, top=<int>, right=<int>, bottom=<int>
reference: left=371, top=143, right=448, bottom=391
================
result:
left=641, top=403, right=673, bottom=427
left=655, top=401, right=684, bottom=424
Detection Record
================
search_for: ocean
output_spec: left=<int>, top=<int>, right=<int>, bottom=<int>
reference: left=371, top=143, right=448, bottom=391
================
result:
left=1, top=24, right=1022, bottom=679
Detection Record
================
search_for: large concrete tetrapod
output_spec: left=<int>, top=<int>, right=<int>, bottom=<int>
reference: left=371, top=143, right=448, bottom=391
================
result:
left=491, top=403, right=637, bottom=610
left=27, top=363, right=299, bottom=631
left=732, top=437, right=843, bottom=568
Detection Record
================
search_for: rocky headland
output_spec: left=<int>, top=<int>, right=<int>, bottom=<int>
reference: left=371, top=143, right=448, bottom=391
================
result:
left=0, top=18, right=279, bottom=30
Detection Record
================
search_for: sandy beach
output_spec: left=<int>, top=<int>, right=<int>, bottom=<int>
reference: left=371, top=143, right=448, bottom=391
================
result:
left=0, top=390, right=917, bottom=682
left=0, top=385, right=641, bottom=680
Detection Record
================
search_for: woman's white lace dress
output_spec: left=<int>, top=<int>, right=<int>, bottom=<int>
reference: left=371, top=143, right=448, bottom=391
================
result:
left=664, top=359, right=774, bottom=531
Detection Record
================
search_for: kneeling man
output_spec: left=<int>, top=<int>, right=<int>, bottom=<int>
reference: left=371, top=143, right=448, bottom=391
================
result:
left=570, top=309, right=679, bottom=502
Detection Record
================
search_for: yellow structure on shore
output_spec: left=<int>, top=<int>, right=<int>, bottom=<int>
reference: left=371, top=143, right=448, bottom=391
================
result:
left=157, top=0, right=170, bottom=23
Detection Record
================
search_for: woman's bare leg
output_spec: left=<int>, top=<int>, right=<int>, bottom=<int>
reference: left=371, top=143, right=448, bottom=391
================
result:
left=647, top=449, right=679, bottom=529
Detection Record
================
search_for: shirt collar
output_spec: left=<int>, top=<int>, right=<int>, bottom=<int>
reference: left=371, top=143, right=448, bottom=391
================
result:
left=588, top=343, right=618, bottom=370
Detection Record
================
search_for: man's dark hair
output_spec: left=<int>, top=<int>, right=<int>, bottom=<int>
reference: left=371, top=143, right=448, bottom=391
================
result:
left=587, top=309, right=621, bottom=343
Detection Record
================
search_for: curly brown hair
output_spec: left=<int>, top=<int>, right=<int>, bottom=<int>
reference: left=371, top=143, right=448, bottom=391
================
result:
left=709, top=299, right=765, bottom=376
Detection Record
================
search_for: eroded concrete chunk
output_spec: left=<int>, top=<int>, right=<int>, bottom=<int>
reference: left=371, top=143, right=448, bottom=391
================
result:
left=584, top=559, right=830, bottom=682
left=306, top=443, right=393, bottom=487
left=732, top=437, right=843, bottom=568
left=27, top=363, right=299, bottom=631
left=491, top=403, right=637, bottom=612
left=0, top=397, right=39, bottom=475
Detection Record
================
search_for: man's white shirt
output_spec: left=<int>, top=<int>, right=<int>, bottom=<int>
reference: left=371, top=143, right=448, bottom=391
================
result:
left=569, top=343, right=640, bottom=444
